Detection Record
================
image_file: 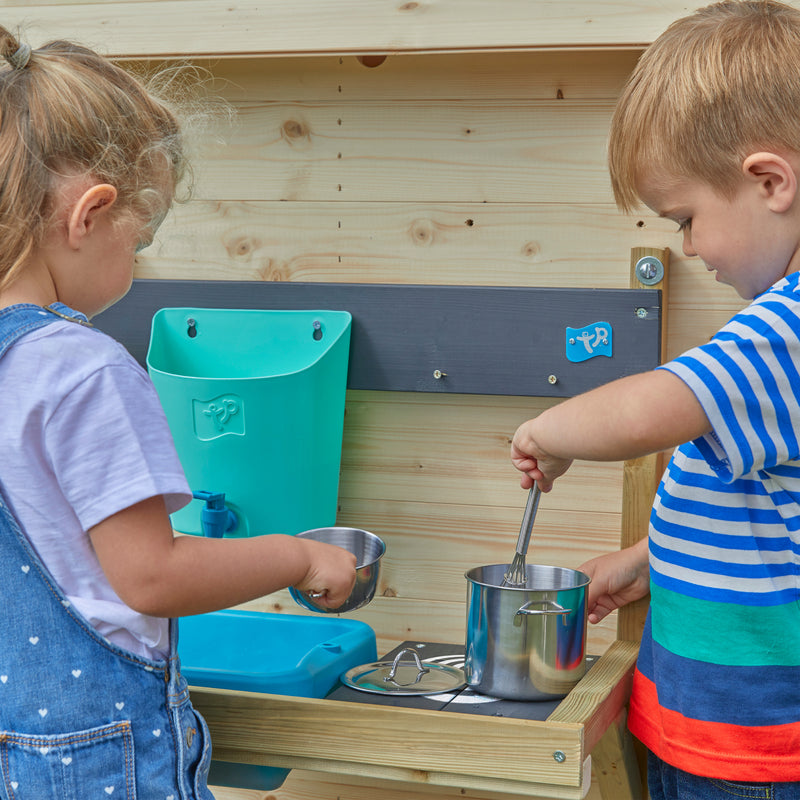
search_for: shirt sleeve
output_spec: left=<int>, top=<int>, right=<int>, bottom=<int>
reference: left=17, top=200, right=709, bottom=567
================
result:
left=44, top=354, right=192, bottom=531
left=660, top=294, right=800, bottom=482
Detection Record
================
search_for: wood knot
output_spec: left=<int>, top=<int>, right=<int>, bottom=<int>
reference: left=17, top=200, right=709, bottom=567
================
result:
left=522, top=240, right=540, bottom=258
left=382, top=587, right=398, bottom=597
left=399, top=1, right=420, bottom=10
left=224, top=235, right=261, bottom=261
left=258, top=260, right=288, bottom=282
left=281, top=118, right=311, bottom=145
left=409, top=218, right=435, bottom=246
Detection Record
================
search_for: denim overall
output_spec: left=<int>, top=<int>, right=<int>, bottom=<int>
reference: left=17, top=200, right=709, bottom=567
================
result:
left=0, top=303, right=214, bottom=800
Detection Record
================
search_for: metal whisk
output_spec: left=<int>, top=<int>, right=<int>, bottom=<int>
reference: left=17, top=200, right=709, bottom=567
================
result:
left=502, top=482, right=542, bottom=587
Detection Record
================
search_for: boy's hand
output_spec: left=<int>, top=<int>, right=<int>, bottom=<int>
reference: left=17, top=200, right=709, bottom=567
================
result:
left=510, top=419, right=573, bottom=491
left=578, top=538, right=650, bottom=624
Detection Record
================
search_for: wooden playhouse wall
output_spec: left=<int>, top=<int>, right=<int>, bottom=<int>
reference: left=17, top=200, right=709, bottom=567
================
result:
left=5, top=2, right=752, bottom=798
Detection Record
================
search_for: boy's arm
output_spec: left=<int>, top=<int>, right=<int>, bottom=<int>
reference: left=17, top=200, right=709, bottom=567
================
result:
left=512, top=369, right=710, bottom=490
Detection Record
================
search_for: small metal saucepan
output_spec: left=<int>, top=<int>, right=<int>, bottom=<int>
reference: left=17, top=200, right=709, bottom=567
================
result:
left=289, top=527, right=385, bottom=614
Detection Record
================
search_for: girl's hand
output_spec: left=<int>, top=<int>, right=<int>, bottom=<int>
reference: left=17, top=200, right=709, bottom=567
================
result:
left=510, top=418, right=573, bottom=492
left=578, top=539, right=650, bottom=624
left=293, top=539, right=358, bottom=609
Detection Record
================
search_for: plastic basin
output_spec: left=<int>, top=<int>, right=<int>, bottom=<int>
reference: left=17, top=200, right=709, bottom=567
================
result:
left=179, top=609, right=376, bottom=789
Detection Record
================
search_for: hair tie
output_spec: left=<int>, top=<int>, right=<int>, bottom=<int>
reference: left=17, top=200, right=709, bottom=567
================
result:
left=6, top=43, right=31, bottom=70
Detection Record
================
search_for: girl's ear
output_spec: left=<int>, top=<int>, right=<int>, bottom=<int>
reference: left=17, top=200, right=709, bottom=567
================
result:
left=742, top=152, right=797, bottom=213
left=67, top=184, right=118, bottom=249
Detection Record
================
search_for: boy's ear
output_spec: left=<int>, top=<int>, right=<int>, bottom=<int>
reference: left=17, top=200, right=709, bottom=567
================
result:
left=67, top=184, right=118, bottom=249
left=742, top=152, right=797, bottom=213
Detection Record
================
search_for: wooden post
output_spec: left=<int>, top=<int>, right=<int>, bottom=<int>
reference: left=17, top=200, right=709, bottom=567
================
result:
left=618, top=246, right=670, bottom=643
left=593, top=709, right=643, bottom=800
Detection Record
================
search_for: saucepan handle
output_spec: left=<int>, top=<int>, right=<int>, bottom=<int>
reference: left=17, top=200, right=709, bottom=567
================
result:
left=516, top=600, right=571, bottom=624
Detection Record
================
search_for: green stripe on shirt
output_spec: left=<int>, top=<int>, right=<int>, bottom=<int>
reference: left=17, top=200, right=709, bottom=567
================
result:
left=650, top=582, right=800, bottom=666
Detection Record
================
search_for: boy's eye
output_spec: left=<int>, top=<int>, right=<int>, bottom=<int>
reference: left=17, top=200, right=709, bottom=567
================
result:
left=676, top=218, right=691, bottom=233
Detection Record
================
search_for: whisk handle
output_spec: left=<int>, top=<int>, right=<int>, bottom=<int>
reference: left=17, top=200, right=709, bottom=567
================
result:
left=514, top=482, right=541, bottom=556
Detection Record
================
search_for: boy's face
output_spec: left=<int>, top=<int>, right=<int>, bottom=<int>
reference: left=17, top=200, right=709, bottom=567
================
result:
left=638, top=171, right=798, bottom=300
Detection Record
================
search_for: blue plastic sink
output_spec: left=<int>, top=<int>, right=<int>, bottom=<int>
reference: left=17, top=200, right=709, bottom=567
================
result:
left=179, top=609, right=377, bottom=790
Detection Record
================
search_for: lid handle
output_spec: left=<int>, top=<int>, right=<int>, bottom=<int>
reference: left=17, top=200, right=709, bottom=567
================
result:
left=384, top=647, right=430, bottom=687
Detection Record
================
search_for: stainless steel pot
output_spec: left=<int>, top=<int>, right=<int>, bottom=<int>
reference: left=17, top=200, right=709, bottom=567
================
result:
left=464, top=563, right=590, bottom=700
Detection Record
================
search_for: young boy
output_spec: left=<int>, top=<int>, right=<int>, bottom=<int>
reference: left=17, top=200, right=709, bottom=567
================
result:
left=510, top=1, right=800, bottom=797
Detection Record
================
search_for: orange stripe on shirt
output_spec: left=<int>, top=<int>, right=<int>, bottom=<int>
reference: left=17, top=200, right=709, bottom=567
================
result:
left=629, top=668, right=800, bottom=781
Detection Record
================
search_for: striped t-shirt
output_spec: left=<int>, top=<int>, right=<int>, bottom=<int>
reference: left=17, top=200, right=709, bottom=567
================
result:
left=628, top=273, right=800, bottom=780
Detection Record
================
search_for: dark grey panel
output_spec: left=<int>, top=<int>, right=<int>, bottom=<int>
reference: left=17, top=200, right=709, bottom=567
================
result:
left=93, top=279, right=661, bottom=397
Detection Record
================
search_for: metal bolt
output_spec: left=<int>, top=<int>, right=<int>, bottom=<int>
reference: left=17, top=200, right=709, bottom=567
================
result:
left=553, top=750, right=566, bottom=763
left=547, top=375, right=558, bottom=385
left=433, top=370, right=447, bottom=379
left=568, top=337, right=576, bottom=345
left=635, top=255, right=665, bottom=285
left=635, top=307, right=648, bottom=319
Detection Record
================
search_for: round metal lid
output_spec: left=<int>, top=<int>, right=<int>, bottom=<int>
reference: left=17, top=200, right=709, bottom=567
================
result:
left=341, top=647, right=466, bottom=696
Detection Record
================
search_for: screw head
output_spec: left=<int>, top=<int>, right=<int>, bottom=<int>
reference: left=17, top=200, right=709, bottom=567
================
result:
left=635, top=255, right=664, bottom=285
left=553, top=750, right=566, bottom=763
left=635, top=307, right=648, bottom=319
left=547, top=374, right=558, bottom=385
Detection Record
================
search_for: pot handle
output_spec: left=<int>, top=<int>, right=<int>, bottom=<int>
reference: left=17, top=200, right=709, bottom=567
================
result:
left=516, top=600, right=571, bottom=624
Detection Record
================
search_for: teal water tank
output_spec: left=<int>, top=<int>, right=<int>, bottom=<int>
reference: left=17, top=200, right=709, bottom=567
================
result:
left=147, top=307, right=351, bottom=537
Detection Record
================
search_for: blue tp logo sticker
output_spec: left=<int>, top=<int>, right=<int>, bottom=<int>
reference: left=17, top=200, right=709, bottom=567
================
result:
left=566, top=322, right=613, bottom=363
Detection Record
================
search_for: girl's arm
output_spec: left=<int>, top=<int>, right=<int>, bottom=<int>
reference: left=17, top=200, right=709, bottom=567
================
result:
left=89, top=495, right=357, bottom=618
left=511, top=368, right=711, bottom=490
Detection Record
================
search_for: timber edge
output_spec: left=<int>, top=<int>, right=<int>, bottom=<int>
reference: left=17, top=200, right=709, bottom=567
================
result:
left=189, top=638, right=639, bottom=798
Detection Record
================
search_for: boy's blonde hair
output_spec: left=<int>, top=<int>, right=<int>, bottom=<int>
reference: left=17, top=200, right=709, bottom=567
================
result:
left=609, top=0, right=800, bottom=211
left=0, top=27, right=188, bottom=291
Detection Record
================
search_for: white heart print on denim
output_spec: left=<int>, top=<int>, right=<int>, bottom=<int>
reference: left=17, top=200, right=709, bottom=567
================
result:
left=0, top=303, right=215, bottom=799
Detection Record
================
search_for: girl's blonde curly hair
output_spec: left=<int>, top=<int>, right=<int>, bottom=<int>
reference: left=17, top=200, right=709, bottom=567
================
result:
left=0, top=27, right=190, bottom=291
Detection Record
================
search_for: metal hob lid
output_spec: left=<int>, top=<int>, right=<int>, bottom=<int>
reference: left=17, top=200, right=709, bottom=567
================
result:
left=341, top=646, right=466, bottom=696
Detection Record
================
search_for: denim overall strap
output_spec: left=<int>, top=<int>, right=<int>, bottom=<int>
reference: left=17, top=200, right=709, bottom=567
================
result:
left=0, top=304, right=213, bottom=800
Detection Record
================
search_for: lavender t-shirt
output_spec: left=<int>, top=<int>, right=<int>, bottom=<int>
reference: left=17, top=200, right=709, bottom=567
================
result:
left=0, top=319, right=191, bottom=660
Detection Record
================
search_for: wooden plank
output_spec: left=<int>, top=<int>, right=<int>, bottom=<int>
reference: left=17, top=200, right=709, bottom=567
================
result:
left=210, top=771, right=605, bottom=800
left=136, top=200, right=679, bottom=287
left=617, top=247, right=669, bottom=641
left=548, top=640, right=638, bottom=753
left=94, top=279, right=661, bottom=397
left=238, top=592, right=618, bottom=671
left=334, top=500, right=621, bottom=596
left=181, top=51, right=640, bottom=102
left=189, top=688, right=586, bottom=795
left=338, top=392, right=624, bottom=509
left=6, top=1, right=706, bottom=58
left=189, top=100, right=616, bottom=203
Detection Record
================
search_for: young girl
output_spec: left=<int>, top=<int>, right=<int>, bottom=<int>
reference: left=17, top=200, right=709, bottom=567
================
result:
left=0, top=28, right=357, bottom=799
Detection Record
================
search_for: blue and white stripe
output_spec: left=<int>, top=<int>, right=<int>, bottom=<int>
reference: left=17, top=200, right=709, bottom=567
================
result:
left=651, top=275, right=800, bottom=606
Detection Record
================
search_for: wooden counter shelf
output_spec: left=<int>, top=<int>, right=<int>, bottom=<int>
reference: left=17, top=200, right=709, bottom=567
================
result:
left=190, top=638, right=639, bottom=799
